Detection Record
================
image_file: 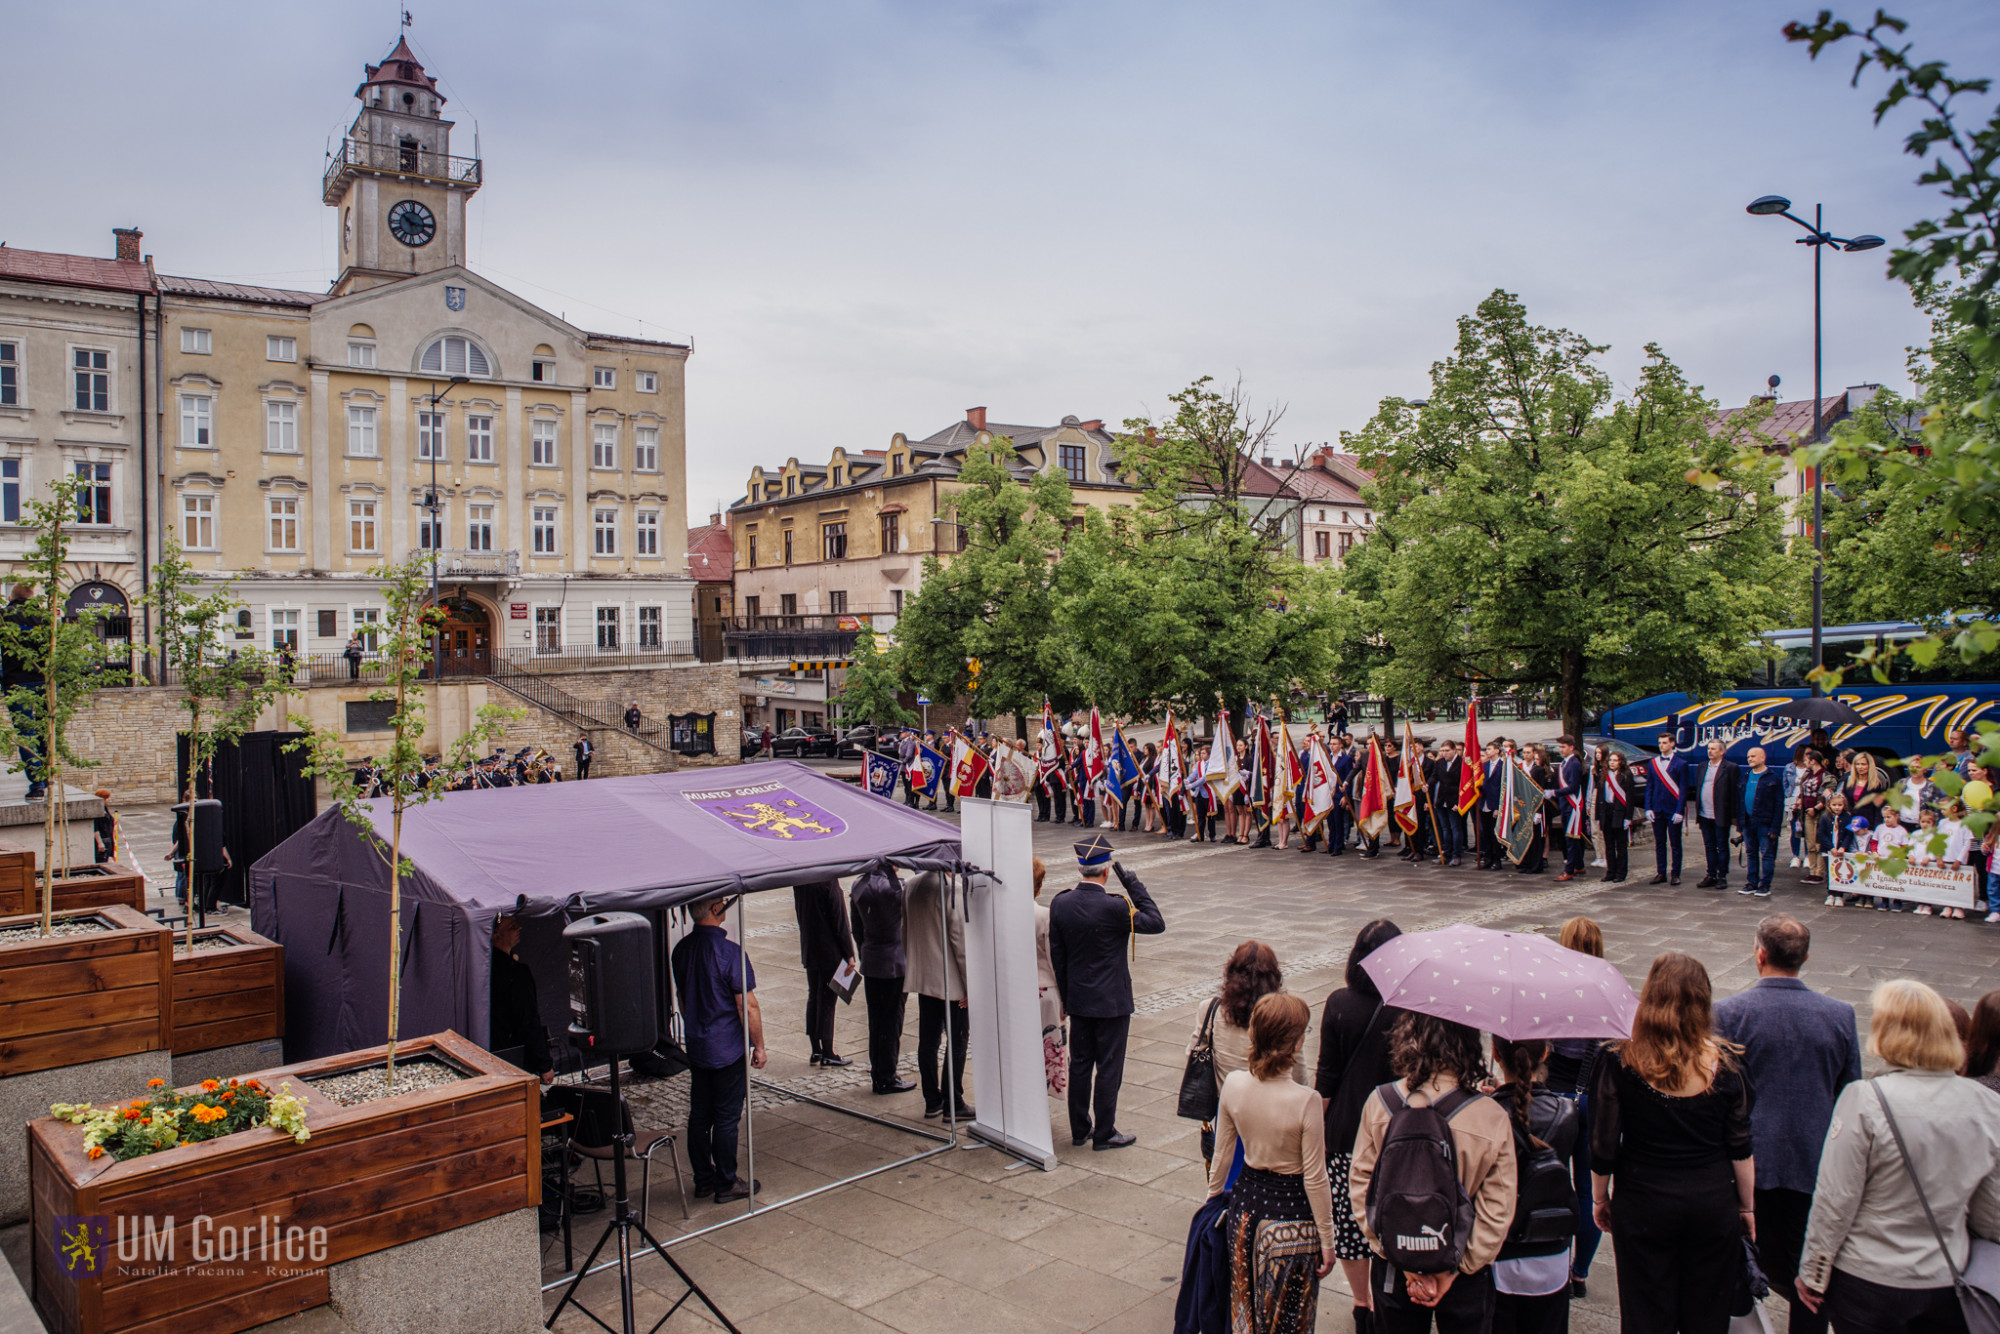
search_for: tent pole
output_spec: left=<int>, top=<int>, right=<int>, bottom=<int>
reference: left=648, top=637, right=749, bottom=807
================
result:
left=737, top=892, right=755, bottom=1218
left=941, top=868, right=959, bottom=1144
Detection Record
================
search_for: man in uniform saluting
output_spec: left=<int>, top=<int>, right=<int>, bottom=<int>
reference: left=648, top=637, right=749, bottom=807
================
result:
left=1048, top=834, right=1165, bottom=1151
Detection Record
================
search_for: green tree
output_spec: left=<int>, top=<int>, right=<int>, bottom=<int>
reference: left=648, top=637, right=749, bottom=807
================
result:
left=149, top=536, right=294, bottom=949
left=1337, top=291, right=1800, bottom=739
left=286, top=556, right=517, bottom=1074
left=894, top=438, right=1085, bottom=718
left=0, top=473, right=125, bottom=932
left=834, top=628, right=916, bottom=728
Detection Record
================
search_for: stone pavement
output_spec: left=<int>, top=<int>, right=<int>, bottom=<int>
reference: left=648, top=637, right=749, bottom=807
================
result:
left=534, top=806, right=1999, bottom=1333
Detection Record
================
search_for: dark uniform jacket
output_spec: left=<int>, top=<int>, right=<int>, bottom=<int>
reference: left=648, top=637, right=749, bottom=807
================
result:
left=848, top=870, right=906, bottom=978
left=792, top=878, right=854, bottom=973
left=1047, top=866, right=1165, bottom=1019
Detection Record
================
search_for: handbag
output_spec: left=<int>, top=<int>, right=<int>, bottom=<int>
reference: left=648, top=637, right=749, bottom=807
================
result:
left=1178, top=999, right=1222, bottom=1122
left=1871, top=1080, right=2000, bottom=1334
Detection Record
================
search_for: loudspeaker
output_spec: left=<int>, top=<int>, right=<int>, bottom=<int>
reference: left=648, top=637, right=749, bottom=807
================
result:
left=171, top=799, right=226, bottom=874
left=564, top=912, right=658, bottom=1058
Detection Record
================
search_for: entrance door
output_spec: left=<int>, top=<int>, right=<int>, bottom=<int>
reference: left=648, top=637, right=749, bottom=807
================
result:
left=436, top=596, right=492, bottom=676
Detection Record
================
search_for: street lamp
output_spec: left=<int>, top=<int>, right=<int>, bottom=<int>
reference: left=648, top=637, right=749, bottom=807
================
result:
left=1745, top=196, right=1883, bottom=689
left=423, top=376, right=469, bottom=679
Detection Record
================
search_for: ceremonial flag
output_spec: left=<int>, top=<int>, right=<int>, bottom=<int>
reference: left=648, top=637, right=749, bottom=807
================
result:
left=1302, top=732, right=1335, bottom=834
left=992, top=742, right=1033, bottom=800
left=1499, top=754, right=1545, bottom=864
left=950, top=733, right=991, bottom=797
left=1204, top=712, right=1241, bottom=800
left=1158, top=709, right=1183, bottom=805
left=1357, top=734, right=1392, bottom=839
left=1393, top=723, right=1421, bottom=835
left=1110, top=725, right=1141, bottom=797
left=1037, top=699, right=1066, bottom=794
left=914, top=739, right=946, bottom=799
left=1247, top=711, right=1272, bottom=817
left=1086, top=706, right=1107, bottom=787
left=1458, top=698, right=1484, bottom=814
left=1275, top=717, right=1299, bottom=817
left=864, top=750, right=902, bottom=799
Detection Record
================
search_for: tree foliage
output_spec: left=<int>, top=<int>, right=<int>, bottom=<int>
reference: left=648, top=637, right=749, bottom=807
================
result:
left=834, top=628, right=915, bottom=728
left=1335, top=291, right=1800, bottom=738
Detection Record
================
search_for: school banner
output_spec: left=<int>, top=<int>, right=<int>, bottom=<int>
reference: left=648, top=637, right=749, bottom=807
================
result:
left=1827, top=852, right=1976, bottom=909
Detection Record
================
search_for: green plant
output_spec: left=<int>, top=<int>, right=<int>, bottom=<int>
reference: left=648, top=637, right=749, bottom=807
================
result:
left=51, top=1075, right=310, bottom=1162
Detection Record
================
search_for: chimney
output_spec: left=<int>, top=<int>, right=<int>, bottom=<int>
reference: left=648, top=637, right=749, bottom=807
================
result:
left=112, top=228, right=142, bottom=263
left=1260, top=455, right=1275, bottom=468
left=1310, top=446, right=1333, bottom=469
left=709, top=512, right=721, bottom=527
left=1079, top=419, right=1102, bottom=432
left=966, top=406, right=987, bottom=431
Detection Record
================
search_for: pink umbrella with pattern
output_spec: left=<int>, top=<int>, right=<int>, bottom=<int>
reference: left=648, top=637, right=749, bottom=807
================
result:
left=1359, top=923, right=1637, bottom=1040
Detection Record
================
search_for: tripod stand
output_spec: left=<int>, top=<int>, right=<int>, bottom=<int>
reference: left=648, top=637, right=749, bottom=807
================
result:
left=543, top=1057, right=739, bottom=1334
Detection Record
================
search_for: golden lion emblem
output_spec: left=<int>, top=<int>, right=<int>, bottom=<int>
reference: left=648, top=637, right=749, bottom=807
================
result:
left=717, top=799, right=835, bottom=839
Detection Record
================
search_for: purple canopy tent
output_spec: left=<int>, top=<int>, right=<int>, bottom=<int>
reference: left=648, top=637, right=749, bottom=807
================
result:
left=248, top=762, right=961, bottom=1061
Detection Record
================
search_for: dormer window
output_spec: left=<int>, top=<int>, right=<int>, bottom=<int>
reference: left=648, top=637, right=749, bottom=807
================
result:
left=785, top=476, right=796, bottom=497
left=832, top=466, right=843, bottom=488
left=891, top=454, right=905, bottom=478
left=418, top=336, right=490, bottom=377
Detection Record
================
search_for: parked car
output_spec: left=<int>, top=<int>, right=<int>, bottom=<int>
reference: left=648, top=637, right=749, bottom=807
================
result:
left=769, top=726, right=838, bottom=758
left=741, top=729, right=765, bottom=759
left=836, top=725, right=884, bottom=757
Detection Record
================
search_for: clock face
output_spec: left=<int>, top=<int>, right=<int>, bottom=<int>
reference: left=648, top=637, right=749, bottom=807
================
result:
left=387, top=199, right=436, bottom=248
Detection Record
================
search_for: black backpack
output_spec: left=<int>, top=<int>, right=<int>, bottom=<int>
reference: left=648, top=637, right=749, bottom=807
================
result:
left=1364, top=1084, right=1481, bottom=1275
left=1506, top=1095, right=1579, bottom=1251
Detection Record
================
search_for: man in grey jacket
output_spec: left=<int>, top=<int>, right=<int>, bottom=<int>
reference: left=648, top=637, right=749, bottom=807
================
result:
left=903, top=870, right=973, bottom=1121
left=1714, top=913, right=1861, bottom=1334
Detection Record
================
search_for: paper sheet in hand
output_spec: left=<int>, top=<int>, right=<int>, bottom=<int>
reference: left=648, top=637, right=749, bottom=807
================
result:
left=828, top=960, right=860, bottom=1004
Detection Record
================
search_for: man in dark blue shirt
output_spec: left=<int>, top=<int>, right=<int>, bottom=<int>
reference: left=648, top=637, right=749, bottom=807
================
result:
left=670, top=895, right=766, bottom=1203
left=1739, top=746, right=1785, bottom=898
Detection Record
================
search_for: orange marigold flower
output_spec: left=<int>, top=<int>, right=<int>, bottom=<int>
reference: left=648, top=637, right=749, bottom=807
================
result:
left=146, top=1078, right=165, bottom=1088
left=86, top=1146, right=104, bottom=1159
left=200, top=1079, right=220, bottom=1092
left=129, top=1099, right=146, bottom=1108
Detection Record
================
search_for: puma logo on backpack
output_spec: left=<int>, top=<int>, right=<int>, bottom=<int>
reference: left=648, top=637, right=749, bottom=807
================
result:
left=1364, top=1083, right=1481, bottom=1275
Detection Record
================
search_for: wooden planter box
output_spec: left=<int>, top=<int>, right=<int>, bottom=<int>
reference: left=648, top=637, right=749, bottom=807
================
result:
left=28, top=1031, right=540, bottom=1334
left=0, top=855, right=145, bottom=918
left=167, top=926, right=284, bottom=1057
left=0, top=906, right=171, bottom=1078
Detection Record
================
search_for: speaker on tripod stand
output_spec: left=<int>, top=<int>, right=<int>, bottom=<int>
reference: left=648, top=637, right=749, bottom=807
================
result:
left=546, top=912, right=738, bottom=1334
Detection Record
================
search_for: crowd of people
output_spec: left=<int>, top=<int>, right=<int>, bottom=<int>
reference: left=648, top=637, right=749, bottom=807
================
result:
left=1175, top=915, right=2000, bottom=1334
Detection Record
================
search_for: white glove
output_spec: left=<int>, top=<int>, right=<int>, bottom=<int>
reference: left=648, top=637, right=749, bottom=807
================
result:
left=1672, top=814, right=1683, bottom=824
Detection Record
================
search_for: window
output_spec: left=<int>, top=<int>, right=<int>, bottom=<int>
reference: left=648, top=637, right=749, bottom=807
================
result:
left=891, top=588, right=904, bottom=615
left=592, top=422, right=618, bottom=469
left=268, top=495, right=299, bottom=551
left=417, top=411, right=446, bottom=461
left=180, top=328, right=211, bottom=355
left=592, top=367, right=616, bottom=390
left=782, top=528, right=794, bottom=564
left=534, top=606, right=560, bottom=653
left=638, top=606, right=662, bottom=648
left=744, top=596, right=760, bottom=619
left=74, top=463, right=110, bottom=525
left=1317, top=509, right=1326, bottom=523
left=633, top=426, right=658, bottom=471
left=265, top=400, right=298, bottom=452
left=531, top=505, right=558, bottom=555
left=636, top=371, right=658, bottom=394
left=595, top=605, right=620, bottom=650
left=593, top=508, right=618, bottom=555
left=266, top=336, right=297, bottom=362
left=829, top=590, right=847, bottom=615
left=822, top=522, right=846, bottom=560
left=352, top=607, right=382, bottom=651
left=180, top=394, right=212, bottom=447
left=531, top=359, right=554, bottom=383
left=347, top=341, right=377, bottom=368
left=1339, top=531, right=1355, bottom=556
left=636, top=509, right=659, bottom=556
left=0, top=342, right=16, bottom=406
left=1, top=460, right=18, bottom=522
left=531, top=419, right=558, bottom=466
left=317, top=609, right=339, bottom=638
left=467, top=503, right=493, bottom=551
left=879, top=512, right=899, bottom=554
left=269, top=608, right=300, bottom=653
left=418, top=337, right=490, bottom=377
left=891, top=454, right=904, bottom=477
left=1314, top=530, right=1330, bottom=559
left=347, top=405, right=378, bottom=456
left=417, top=515, right=440, bottom=550
left=831, top=466, right=843, bottom=488
left=779, top=593, right=798, bottom=617
left=1059, top=443, right=1086, bottom=482
left=234, top=609, right=252, bottom=640
left=1340, top=510, right=1350, bottom=525
left=466, top=415, right=493, bottom=462
left=182, top=494, right=215, bottom=549
left=73, top=349, right=109, bottom=411
left=785, top=475, right=796, bottom=497
left=348, top=498, right=378, bottom=552
left=746, top=534, right=757, bottom=566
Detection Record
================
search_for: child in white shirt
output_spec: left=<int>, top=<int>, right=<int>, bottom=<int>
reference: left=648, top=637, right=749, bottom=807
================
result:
left=1870, top=808, right=1910, bottom=912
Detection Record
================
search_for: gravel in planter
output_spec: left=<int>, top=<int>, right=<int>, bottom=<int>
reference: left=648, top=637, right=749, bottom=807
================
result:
left=308, top=1056, right=467, bottom=1107
left=172, top=933, right=246, bottom=953
left=0, top=917, right=112, bottom=944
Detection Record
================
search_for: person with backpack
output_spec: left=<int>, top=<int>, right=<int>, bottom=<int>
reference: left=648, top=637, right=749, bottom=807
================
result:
left=1490, top=1037, right=1581, bottom=1334
left=1588, top=952, right=1754, bottom=1334
left=1349, top=1012, right=1519, bottom=1334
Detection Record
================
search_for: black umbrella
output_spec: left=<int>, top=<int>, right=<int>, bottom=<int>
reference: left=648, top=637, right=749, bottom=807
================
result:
left=1766, top=697, right=1868, bottom=726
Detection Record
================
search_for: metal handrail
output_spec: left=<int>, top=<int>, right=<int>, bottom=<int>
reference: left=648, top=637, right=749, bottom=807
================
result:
left=323, top=138, right=483, bottom=202
left=484, top=658, right=681, bottom=759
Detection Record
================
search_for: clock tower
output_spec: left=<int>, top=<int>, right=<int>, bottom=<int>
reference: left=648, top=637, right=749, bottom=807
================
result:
left=324, top=37, right=481, bottom=294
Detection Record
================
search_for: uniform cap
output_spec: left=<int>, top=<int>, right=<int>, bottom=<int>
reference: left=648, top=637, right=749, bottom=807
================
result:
left=1074, top=833, right=1114, bottom=868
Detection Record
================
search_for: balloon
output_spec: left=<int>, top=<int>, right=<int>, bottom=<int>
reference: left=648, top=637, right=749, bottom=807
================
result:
left=1965, top=779, right=1994, bottom=811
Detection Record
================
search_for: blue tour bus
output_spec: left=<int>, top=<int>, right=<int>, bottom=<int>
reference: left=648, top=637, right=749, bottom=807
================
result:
left=1595, top=621, right=2000, bottom=764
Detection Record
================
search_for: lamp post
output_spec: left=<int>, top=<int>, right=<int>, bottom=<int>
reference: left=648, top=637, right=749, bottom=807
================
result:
left=1745, top=197, right=1883, bottom=690
left=423, top=376, right=469, bottom=679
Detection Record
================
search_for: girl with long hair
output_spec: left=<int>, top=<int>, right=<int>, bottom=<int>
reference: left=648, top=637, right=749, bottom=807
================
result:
left=1844, top=751, right=1888, bottom=829
left=1589, top=953, right=1754, bottom=1334
left=1596, top=754, right=1639, bottom=883
left=1545, top=917, right=1607, bottom=1296
left=1491, top=1036, right=1582, bottom=1334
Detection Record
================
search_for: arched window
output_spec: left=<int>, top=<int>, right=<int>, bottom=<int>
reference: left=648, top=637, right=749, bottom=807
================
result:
left=418, top=336, right=491, bottom=378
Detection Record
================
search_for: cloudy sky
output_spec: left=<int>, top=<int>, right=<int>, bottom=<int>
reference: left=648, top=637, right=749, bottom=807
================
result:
left=9, top=1, right=1996, bottom=526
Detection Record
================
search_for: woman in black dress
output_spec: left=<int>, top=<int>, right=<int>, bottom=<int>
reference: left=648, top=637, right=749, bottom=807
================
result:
left=1595, top=752, right=1639, bottom=883
left=1589, top=952, right=1755, bottom=1334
